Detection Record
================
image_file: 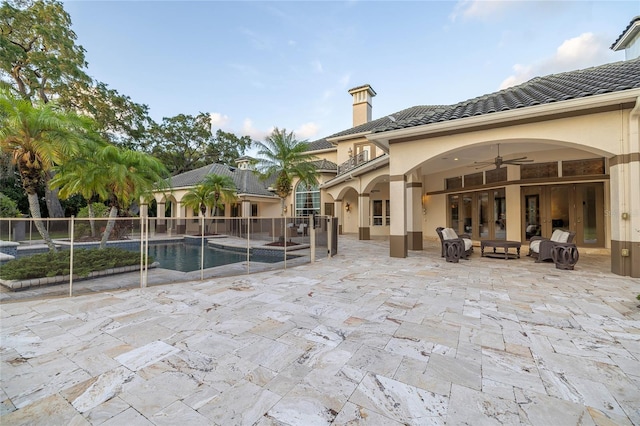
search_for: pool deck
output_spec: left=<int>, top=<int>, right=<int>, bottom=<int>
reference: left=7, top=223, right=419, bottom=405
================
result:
left=1, top=235, right=639, bottom=425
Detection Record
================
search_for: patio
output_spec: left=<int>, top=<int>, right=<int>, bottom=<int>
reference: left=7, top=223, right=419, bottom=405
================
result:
left=1, top=235, right=639, bottom=425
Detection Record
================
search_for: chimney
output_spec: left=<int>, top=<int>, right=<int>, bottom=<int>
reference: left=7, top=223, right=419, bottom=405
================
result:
left=348, top=84, right=376, bottom=127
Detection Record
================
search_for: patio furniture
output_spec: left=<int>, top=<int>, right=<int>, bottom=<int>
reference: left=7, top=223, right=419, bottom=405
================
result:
left=481, top=240, right=521, bottom=259
left=551, top=242, right=579, bottom=270
left=436, top=227, right=473, bottom=263
left=528, top=229, right=575, bottom=263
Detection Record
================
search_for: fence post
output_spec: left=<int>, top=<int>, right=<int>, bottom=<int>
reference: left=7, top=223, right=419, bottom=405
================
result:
left=246, top=216, right=250, bottom=274
left=69, top=216, right=74, bottom=297
left=327, top=217, right=333, bottom=259
left=309, top=215, right=315, bottom=263
left=200, top=214, right=205, bottom=281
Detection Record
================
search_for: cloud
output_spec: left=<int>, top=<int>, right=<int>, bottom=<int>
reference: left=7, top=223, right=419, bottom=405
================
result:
left=242, top=118, right=270, bottom=141
left=312, top=60, right=323, bottom=73
left=295, top=122, right=320, bottom=139
left=210, top=112, right=230, bottom=129
left=499, top=32, right=616, bottom=89
left=450, top=0, right=513, bottom=22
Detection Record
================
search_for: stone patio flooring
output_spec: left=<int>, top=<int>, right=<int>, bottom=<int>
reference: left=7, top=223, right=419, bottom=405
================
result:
left=1, top=235, right=639, bottom=425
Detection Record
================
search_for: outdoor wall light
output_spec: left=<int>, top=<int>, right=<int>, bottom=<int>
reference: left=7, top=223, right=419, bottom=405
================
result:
left=622, top=212, right=629, bottom=220
left=345, top=203, right=351, bottom=212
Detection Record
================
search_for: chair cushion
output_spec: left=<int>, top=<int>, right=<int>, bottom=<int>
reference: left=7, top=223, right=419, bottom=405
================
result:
left=550, top=229, right=564, bottom=242
left=558, top=231, right=570, bottom=243
left=442, top=228, right=457, bottom=240
left=529, top=240, right=541, bottom=253
left=462, top=238, right=473, bottom=251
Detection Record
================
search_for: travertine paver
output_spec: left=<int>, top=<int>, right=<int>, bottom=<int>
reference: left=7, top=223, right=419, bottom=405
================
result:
left=1, top=235, right=639, bottom=425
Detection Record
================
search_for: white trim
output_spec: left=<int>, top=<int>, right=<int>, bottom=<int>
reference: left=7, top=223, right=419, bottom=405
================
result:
left=320, top=155, right=389, bottom=189
left=611, top=19, right=640, bottom=51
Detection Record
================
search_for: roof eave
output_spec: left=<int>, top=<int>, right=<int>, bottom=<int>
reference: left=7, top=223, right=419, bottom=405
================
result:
left=367, top=89, right=640, bottom=145
left=320, top=155, right=389, bottom=189
left=611, top=19, right=640, bottom=51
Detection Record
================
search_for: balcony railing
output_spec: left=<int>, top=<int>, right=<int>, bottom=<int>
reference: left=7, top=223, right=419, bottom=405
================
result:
left=337, top=151, right=368, bottom=175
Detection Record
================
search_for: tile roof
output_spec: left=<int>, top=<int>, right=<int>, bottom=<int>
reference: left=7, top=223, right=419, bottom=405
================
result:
left=311, top=159, right=337, bottom=171
left=328, top=105, right=447, bottom=138
left=167, top=163, right=275, bottom=197
left=306, top=138, right=334, bottom=151
left=375, top=57, right=640, bottom=133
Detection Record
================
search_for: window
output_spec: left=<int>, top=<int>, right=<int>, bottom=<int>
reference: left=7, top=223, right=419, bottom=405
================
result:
left=385, top=200, right=390, bottom=226
left=251, top=203, right=258, bottom=217
left=373, top=200, right=383, bottom=225
left=295, top=182, right=320, bottom=217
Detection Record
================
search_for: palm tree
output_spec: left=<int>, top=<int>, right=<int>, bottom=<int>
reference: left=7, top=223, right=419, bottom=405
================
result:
left=50, top=138, right=111, bottom=238
left=201, top=173, right=237, bottom=218
left=0, top=89, right=88, bottom=251
left=181, top=183, right=215, bottom=235
left=98, top=147, right=168, bottom=248
left=254, top=128, right=318, bottom=240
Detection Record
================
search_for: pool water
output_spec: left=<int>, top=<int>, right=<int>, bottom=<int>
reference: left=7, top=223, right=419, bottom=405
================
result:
left=147, top=243, right=285, bottom=273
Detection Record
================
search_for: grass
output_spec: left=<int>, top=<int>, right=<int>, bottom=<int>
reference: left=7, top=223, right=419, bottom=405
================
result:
left=0, top=248, right=151, bottom=281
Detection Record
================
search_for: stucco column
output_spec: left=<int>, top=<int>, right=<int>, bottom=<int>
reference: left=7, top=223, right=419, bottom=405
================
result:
left=156, top=201, right=166, bottom=233
left=241, top=199, right=251, bottom=218
left=358, top=193, right=370, bottom=240
left=610, top=154, right=640, bottom=278
left=176, top=201, right=186, bottom=234
left=335, top=199, right=344, bottom=234
left=389, top=174, right=407, bottom=257
left=406, top=176, right=423, bottom=250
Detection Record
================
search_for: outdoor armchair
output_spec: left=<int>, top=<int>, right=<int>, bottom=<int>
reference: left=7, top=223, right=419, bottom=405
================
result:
left=436, top=227, right=473, bottom=262
left=528, top=229, right=575, bottom=262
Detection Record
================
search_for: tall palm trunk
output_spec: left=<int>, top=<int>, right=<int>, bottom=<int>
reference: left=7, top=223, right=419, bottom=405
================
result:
left=27, top=192, right=57, bottom=252
left=100, top=205, right=118, bottom=249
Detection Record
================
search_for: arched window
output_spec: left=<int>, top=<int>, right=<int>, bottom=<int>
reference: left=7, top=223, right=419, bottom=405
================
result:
left=295, top=181, right=320, bottom=217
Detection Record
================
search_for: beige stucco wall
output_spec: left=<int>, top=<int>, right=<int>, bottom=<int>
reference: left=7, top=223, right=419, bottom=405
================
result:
left=388, top=109, right=628, bottom=176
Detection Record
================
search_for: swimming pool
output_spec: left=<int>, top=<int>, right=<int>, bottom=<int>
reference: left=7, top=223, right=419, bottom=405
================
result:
left=147, top=243, right=287, bottom=273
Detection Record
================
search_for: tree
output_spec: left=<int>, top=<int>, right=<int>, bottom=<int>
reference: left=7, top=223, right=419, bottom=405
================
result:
left=50, top=137, right=111, bottom=237
left=96, top=146, right=168, bottom=248
left=254, top=128, right=318, bottom=241
left=148, top=113, right=211, bottom=175
left=0, top=89, right=89, bottom=251
left=181, top=184, right=215, bottom=218
left=201, top=174, right=237, bottom=218
left=0, top=0, right=90, bottom=103
left=204, top=130, right=252, bottom=166
left=1, top=0, right=155, bottom=217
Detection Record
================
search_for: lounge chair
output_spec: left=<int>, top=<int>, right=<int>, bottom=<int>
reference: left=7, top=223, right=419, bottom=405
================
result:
left=436, top=227, right=473, bottom=262
left=528, top=229, right=575, bottom=262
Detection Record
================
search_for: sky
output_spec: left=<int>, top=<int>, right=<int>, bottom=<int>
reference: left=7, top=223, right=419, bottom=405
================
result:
left=63, top=1, right=640, bottom=146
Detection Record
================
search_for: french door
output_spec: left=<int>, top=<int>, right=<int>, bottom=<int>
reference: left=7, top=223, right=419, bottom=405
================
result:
left=521, top=183, right=604, bottom=247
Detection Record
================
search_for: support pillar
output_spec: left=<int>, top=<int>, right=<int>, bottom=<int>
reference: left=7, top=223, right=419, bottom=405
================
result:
left=406, top=176, right=423, bottom=250
left=389, top=174, right=407, bottom=257
left=610, top=153, right=640, bottom=278
left=358, top=193, right=370, bottom=240
left=335, top=199, right=343, bottom=234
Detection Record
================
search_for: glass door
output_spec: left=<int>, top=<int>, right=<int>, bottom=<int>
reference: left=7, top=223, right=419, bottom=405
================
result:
left=575, top=183, right=604, bottom=247
left=521, top=183, right=604, bottom=247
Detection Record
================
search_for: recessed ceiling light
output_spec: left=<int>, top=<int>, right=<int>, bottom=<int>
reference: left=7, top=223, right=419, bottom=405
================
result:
left=454, top=158, right=459, bottom=161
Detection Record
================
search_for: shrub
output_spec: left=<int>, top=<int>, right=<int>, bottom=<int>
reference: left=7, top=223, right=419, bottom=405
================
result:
left=0, top=192, right=21, bottom=217
left=0, top=248, right=152, bottom=280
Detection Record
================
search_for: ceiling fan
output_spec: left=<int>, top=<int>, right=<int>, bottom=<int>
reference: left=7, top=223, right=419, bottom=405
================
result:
left=472, top=144, right=534, bottom=169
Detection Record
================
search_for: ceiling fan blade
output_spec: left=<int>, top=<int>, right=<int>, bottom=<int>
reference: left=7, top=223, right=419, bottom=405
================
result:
left=504, top=159, right=534, bottom=164
left=508, top=156, right=529, bottom=161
